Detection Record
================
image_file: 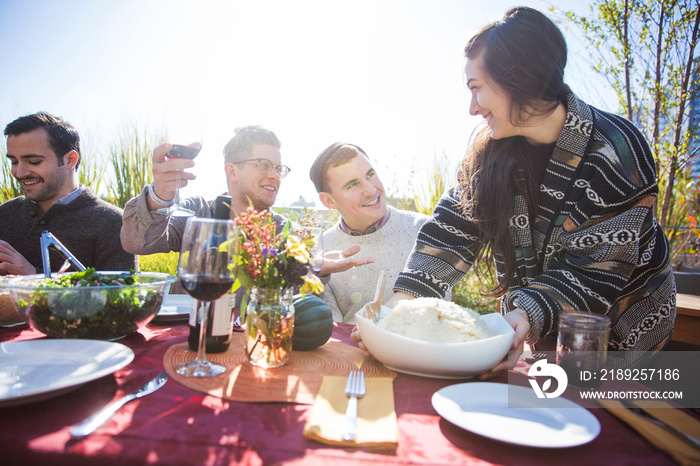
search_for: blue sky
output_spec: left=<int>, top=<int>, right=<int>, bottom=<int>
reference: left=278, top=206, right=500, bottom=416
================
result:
left=0, top=0, right=609, bottom=206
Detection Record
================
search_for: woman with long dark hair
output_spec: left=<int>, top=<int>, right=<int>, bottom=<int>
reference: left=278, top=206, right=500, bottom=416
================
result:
left=354, top=7, right=675, bottom=373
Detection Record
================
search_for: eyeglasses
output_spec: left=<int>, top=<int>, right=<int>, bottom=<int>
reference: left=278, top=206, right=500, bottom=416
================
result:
left=233, top=158, right=291, bottom=179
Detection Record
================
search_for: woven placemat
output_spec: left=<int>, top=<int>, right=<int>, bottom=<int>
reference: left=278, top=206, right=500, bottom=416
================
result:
left=164, top=332, right=396, bottom=404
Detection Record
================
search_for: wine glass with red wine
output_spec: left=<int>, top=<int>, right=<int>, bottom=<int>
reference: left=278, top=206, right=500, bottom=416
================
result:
left=159, top=99, right=203, bottom=217
left=176, top=218, right=238, bottom=377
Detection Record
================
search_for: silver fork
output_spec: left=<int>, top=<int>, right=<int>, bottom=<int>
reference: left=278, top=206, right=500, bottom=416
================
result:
left=341, top=370, right=366, bottom=441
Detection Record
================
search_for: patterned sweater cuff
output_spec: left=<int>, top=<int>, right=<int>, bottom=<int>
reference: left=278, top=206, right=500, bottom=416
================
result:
left=393, top=275, right=445, bottom=299
left=503, top=290, right=550, bottom=346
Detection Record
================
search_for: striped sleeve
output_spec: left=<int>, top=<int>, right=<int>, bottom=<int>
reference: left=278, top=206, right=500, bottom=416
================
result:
left=394, top=187, right=478, bottom=298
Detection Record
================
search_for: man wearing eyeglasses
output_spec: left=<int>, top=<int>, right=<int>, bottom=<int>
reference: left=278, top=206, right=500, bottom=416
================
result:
left=120, top=125, right=288, bottom=256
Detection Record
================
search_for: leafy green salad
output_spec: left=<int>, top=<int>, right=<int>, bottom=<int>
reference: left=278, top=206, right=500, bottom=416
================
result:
left=17, top=268, right=165, bottom=340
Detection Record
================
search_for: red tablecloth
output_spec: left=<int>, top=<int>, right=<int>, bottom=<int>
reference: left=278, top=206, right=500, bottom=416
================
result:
left=0, top=322, right=677, bottom=465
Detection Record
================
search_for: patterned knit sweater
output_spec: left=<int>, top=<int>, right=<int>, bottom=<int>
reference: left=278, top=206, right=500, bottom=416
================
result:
left=395, top=90, right=676, bottom=360
left=321, top=207, right=430, bottom=323
left=0, top=189, right=136, bottom=273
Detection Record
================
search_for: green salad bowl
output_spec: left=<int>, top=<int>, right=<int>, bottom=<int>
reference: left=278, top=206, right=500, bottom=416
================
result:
left=5, top=270, right=176, bottom=340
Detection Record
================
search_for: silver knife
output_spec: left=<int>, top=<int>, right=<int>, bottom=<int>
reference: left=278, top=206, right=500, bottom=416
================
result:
left=620, top=398, right=700, bottom=448
left=70, top=370, right=168, bottom=438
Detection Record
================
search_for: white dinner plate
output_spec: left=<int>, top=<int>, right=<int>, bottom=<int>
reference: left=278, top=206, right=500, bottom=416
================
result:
left=153, top=293, right=194, bottom=323
left=431, top=382, right=600, bottom=448
left=0, top=339, right=134, bottom=407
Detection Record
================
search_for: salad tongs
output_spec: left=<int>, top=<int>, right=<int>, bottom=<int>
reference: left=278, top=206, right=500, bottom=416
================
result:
left=40, top=231, right=86, bottom=278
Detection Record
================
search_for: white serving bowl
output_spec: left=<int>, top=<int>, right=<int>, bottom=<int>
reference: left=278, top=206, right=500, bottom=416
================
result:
left=355, top=306, right=515, bottom=379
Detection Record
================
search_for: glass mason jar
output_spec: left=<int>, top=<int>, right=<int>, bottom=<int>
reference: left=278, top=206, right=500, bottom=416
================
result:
left=556, top=313, right=611, bottom=389
left=245, top=287, right=295, bottom=368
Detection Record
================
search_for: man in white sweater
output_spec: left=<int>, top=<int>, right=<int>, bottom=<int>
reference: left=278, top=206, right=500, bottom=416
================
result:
left=309, top=143, right=430, bottom=323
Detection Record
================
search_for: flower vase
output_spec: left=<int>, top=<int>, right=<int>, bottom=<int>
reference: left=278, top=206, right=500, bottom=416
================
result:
left=245, top=287, right=295, bottom=368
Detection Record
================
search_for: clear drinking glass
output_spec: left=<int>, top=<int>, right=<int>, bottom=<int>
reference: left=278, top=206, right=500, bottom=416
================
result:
left=293, top=225, right=324, bottom=275
left=176, top=218, right=238, bottom=377
left=159, top=99, right=203, bottom=217
left=556, top=313, right=611, bottom=389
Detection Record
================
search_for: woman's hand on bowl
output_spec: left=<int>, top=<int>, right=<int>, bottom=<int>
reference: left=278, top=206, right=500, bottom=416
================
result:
left=479, top=308, right=530, bottom=380
left=384, top=291, right=415, bottom=308
left=350, top=325, right=371, bottom=356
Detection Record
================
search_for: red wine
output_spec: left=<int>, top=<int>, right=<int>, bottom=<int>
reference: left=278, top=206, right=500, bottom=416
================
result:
left=188, top=194, right=236, bottom=353
left=168, top=144, right=200, bottom=159
left=180, top=275, right=234, bottom=301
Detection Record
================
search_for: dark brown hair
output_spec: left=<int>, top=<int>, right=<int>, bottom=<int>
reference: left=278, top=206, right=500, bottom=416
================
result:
left=4, top=112, right=81, bottom=168
left=459, top=7, right=567, bottom=296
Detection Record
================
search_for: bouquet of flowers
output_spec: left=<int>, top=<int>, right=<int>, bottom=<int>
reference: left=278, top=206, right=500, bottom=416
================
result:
left=232, top=207, right=324, bottom=367
left=232, top=207, right=324, bottom=312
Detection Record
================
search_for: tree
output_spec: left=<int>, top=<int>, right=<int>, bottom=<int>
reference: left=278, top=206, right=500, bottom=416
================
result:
left=555, top=0, right=700, bottom=253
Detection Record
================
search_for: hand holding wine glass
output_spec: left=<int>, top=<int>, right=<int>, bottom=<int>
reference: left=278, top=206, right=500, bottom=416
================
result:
left=156, top=99, right=203, bottom=217
left=176, top=218, right=238, bottom=377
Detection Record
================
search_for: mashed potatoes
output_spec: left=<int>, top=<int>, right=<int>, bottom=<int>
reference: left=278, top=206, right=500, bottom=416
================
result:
left=377, top=297, right=490, bottom=343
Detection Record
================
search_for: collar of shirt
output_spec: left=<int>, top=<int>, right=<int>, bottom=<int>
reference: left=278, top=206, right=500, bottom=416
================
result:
left=339, top=209, right=391, bottom=236
left=54, top=186, right=85, bottom=205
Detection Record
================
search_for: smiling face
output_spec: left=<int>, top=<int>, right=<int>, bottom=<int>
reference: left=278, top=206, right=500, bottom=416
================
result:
left=6, top=128, right=78, bottom=211
left=227, top=143, right=282, bottom=211
left=465, top=52, right=519, bottom=140
left=319, top=154, right=387, bottom=233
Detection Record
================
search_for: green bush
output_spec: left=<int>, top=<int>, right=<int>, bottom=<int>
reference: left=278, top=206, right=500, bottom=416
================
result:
left=451, top=270, right=499, bottom=315
left=106, top=125, right=156, bottom=208
left=405, top=152, right=499, bottom=313
left=138, top=251, right=179, bottom=275
left=78, top=155, right=106, bottom=197
left=0, top=147, right=22, bottom=203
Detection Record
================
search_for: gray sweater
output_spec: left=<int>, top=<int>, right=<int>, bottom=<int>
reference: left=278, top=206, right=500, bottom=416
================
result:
left=121, top=186, right=286, bottom=255
left=0, top=189, right=136, bottom=273
left=120, top=187, right=287, bottom=307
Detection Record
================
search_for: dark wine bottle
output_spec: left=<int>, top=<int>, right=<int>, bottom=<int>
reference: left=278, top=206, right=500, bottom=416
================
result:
left=187, top=194, right=235, bottom=353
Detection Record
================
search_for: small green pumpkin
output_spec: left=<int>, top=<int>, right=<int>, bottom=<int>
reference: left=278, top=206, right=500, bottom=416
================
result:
left=292, top=294, right=333, bottom=351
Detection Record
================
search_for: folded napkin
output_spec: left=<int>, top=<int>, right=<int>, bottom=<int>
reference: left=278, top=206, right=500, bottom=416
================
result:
left=303, top=375, right=398, bottom=449
left=599, top=399, right=700, bottom=466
